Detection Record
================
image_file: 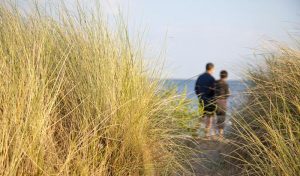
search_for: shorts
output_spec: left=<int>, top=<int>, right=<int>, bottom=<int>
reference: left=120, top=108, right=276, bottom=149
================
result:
left=216, top=99, right=227, bottom=116
left=216, top=99, right=227, bottom=129
left=201, top=100, right=216, bottom=115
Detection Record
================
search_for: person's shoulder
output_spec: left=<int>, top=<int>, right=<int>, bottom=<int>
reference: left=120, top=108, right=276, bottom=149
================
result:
left=221, top=80, right=229, bottom=87
left=217, top=79, right=228, bottom=86
left=197, top=72, right=206, bottom=79
left=209, top=74, right=215, bottom=81
left=196, top=73, right=205, bottom=83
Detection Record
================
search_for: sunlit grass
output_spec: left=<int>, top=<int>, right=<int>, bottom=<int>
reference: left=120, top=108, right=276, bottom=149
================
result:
left=230, top=44, right=300, bottom=176
left=0, top=1, right=198, bottom=175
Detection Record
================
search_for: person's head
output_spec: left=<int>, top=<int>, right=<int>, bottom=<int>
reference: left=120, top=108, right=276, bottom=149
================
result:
left=206, top=63, right=215, bottom=74
left=220, top=70, right=228, bottom=80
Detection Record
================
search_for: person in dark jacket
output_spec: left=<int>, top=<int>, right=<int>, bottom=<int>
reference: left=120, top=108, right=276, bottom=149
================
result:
left=195, top=63, right=216, bottom=139
left=215, top=70, right=230, bottom=138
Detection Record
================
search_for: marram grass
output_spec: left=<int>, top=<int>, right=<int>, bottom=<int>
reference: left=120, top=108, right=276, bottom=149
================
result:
left=230, top=45, right=300, bottom=176
left=0, top=1, right=197, bottom=175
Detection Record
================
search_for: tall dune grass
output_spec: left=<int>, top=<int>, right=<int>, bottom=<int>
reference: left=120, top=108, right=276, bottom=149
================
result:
left=0, top=2, right=196, bottom=175
left=230, top=44, right=300, bottom=176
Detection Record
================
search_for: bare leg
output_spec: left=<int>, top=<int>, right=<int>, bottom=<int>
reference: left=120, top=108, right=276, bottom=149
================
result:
left=217, top=115, right=225, bottom=139
left=205, top=115, right=213, bottom=139
left=219, top=128, right=224, bottom=138
left=212, top=115, right=217, bottom=138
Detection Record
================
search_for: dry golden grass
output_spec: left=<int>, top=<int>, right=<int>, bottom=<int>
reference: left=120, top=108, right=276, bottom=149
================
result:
left=0, top=1, right=197, bottom=175
left=230, top=45, right=300, bottom=176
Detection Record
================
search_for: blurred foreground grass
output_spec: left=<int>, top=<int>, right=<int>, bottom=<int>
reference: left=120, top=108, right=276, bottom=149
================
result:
left=230, top=43, right=300, bottom=176
left=0, top=1, right=199, bottom=175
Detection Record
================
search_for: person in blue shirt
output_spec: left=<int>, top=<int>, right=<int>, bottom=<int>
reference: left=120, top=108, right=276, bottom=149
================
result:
left=195, top=63, right=216, bottom=139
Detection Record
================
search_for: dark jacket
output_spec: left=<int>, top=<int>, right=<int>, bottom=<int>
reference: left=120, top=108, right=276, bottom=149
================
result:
left=215, top=79, right=230, bottom=99
left=195, top=73, right=215, bottom=103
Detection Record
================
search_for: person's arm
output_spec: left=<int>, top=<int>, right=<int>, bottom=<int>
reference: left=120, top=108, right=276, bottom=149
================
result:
left=215, top=81, right=220, bottom=98
left=225, top=83, right=230, bottom=98
left=195, top=78, right=201, bottom=96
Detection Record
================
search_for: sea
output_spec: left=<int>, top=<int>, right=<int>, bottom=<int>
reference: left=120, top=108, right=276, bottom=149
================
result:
left=164, top=79, right=247, bottom=109
left=164, top=79, right=248, bottom=134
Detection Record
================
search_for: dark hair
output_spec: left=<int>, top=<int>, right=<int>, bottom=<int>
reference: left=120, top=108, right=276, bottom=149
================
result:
left=220, top=70, right=228, bottom=79
left=206, top=63, right=214, bottom=71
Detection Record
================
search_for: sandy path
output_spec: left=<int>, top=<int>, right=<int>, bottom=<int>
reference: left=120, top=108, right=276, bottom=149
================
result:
left=187, top=118, right=240, bottom=176
left=189, top=139, right=238, bottom=176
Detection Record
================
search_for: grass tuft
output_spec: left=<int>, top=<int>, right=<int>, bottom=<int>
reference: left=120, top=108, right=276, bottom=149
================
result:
left=230, top=43, right=300, bottom=176
left=0, top=1, right=198, bottom=175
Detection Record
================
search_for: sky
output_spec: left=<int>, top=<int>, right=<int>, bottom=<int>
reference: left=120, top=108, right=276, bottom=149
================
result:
left=16, top=0, right=300, bottom=79
left=103, top=0, right=300, bottom=80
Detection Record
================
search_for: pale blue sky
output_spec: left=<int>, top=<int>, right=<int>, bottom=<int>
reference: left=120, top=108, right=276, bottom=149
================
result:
left=105, top=0, right=300, bottom=79
left=17, top=0, right=300, bottom=79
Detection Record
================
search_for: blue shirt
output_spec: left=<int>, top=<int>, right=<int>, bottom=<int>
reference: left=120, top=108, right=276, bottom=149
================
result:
left=195, top=72, right=216, bottom=103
